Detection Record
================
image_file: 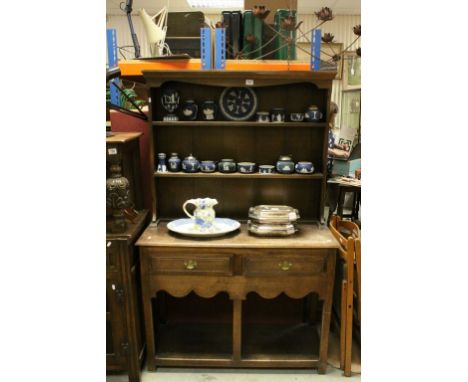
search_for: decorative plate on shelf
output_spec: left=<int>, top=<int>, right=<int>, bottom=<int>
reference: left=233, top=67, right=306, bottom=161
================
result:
left=167, top=218, right=241, bottom=238
left=219, top=87, right=258, bottom=121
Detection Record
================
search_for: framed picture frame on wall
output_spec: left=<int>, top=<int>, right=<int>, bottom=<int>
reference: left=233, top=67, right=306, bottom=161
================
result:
left=296, top=42, right=343, bottom=79
left=340, top=90, right=361, bottom=147
left=342, top=51, right=361, bottom=90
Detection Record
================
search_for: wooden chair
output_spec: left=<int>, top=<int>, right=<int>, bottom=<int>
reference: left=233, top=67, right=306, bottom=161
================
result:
left=329, top=215, right=361, bottom=376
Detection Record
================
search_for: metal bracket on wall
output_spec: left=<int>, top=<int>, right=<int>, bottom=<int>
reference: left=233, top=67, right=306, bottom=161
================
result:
left=200, top=27, right=212, bottom=69
left=311, top=29, right=321, bottom=71
left=215, top=28, right=226, bottom=70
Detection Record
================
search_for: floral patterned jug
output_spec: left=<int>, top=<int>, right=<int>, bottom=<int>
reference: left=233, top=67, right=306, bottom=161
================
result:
left=182, top=198, right=218, bottom=230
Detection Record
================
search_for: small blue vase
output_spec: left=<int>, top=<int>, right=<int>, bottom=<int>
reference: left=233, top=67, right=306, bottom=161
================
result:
left=157, top=153, right=167, bottom=173
left=168, top=153, right=181, bottom=172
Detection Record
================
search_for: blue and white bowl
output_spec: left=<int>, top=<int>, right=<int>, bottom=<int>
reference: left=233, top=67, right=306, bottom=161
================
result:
left=295, top=161, right=314, bottom=174
left=237, top=162, right=256, bottom=173
left=200, top=160, right=216, bottom=173
left=259, top=165, right=275, bottom=174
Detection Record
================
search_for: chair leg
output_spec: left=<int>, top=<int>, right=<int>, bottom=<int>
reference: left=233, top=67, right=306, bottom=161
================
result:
left=344, top=273, right=354, bottom=376
left=340, top=280, right=347, bottom=370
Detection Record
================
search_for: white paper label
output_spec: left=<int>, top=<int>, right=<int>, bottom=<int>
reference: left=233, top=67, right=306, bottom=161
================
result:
left=245, top=79, right=254, bottom=86
left=108, top=148, right=117, bottom=155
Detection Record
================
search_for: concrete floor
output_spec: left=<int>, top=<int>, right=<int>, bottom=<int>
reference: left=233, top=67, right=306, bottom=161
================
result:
left=107, top=365, right=360, bottom=382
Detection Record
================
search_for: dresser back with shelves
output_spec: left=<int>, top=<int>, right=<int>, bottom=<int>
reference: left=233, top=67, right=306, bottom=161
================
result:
left=143, top=70, right=335, bottom=224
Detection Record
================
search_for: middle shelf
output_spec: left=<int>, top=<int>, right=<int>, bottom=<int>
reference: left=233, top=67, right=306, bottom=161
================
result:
left=154, top=171, right=324, bottom=180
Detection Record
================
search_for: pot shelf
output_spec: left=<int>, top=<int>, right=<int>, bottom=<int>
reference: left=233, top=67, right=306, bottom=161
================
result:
left=154, top=172, right=324, bottom=180
left=152, top=121, right=326, bottom=128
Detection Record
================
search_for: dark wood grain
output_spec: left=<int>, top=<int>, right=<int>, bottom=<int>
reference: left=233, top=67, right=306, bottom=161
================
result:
left=138, top=70, right=337, bottom=374
left=106, top=210, right=149, bottom=382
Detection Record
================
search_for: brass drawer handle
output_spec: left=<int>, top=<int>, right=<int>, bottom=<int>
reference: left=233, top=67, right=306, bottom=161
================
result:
left=184, top=259, right=198, bottom=270
left=279, top=261, right=293, bottom=271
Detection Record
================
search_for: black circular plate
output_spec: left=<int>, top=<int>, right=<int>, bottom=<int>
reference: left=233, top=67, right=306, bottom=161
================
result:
left=219, top=87, right=258, bottom=121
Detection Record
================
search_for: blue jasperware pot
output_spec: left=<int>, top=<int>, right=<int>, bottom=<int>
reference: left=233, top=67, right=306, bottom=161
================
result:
left=237, top=162, right=256, bottom=173
left=218, top=159, right=237, bottom=173
left=200, top=160, right=216, bottom=173
left=276, top=155, right=295, bottom=174
left=168, top=153, right=181, bottom=172
left=182, top=154, right=200, bottom=173
left=295, top=161, right=314, bottom=174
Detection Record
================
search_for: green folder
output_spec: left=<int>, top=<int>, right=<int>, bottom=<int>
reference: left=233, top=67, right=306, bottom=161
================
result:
left=274, top=9, right=297, bottom=60
left=242, top=10, right=262, bottom=59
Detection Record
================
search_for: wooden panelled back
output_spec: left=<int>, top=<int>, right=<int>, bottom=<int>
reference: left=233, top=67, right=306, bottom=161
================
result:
left=143, top=70, right=335, bottom=223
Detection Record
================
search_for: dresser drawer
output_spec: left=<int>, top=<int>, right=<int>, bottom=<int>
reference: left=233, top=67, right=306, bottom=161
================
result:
left=243, top=254, right=327, bottom=276
left=148, top=253, right=233, bottom=276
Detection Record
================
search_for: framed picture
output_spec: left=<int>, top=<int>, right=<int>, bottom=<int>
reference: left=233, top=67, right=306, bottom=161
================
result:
left=296, top=42, right=343, bottom=79
left=340, top=90, right=361, bottom=147
left=342, top=51, right=361, bottom=90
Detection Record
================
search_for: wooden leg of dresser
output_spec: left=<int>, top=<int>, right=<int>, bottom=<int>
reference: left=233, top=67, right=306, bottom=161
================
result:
left=318, top=252, right=336, bottom=374
left=141, top=286, right=156, bottom=371
left=232, top=299, right=242, bottom=362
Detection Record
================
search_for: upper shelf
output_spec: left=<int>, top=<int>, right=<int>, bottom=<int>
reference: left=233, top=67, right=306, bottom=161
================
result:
left=119, top=58, right=337, bottom=80
left=154, top=172, right=324, bottom=180
left=152, top=121, right=327, bottom=128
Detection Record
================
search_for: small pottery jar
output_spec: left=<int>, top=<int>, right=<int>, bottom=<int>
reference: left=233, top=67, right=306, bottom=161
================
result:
left=259, top=165, right=275, bottom=174
left=200, top=160, right=216, bottom=173
left=237, top=162, right=256, bottom=173
left=218, top=159, right=237, bottom=173
left=295, top=161, right=314, bottom=174
left=157, top=153, right=167, bottom=172
left=304, top=105, right=323, bottom=122
left=181, top=100, right=198, bottom=121
left=270, top=108, right=286, bottom=123
left=182, top=154, right=200, bottom=173
left=290, top=112, right=304, bottom=122
left=276, top=155, right=295, bottom=174
left=167, top=153, right=181, bottom=172
left=201, top=100, right=218, bottom=121
left=256, top=112, right=270, bottom=123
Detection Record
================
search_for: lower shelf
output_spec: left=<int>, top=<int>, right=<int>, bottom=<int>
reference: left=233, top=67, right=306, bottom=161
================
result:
left=243, top=323, right=320, bottom=360
left=156, top=322, right=232, bottom=360
left=153, top=321, right=320, bottom=367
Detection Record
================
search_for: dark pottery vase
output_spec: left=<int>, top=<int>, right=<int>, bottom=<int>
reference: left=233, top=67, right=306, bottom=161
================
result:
left=201, top=100, right=218, bottom=121
left=218, top=159, right=237, bottom=173
left=168, top=153, right=181, bottom=172
left=181, top=100, right=198, bottom=121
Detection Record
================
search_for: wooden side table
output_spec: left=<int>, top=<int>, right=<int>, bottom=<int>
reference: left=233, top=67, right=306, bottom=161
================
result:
left=107, top=210, right=149, bottom=382
left=137, top=222, right=339, bottom=374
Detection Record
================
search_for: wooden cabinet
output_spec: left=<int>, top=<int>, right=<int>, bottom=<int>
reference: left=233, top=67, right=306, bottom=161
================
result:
left=137, top=70, right=339, bottom=374
left=106, top=211, right=149, bottom=382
